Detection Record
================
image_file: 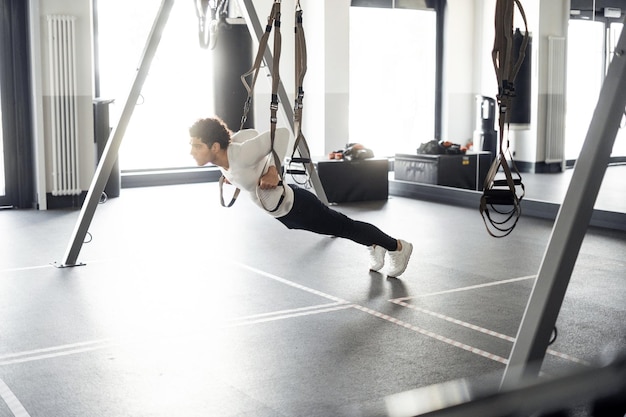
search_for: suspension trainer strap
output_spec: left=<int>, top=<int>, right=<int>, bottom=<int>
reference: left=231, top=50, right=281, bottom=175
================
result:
left=240, top=2, right=281, bottom=130
left=221, top=2, right=280, bottom=208
left=269, top=1, right=283, bottom=179
left=480, top=0, right=528, bottom=237
left=292, top=3, right=308, bottom=158
left=238, top=0, right=282, bottom=177
left=287, top=1, right=313, bottom=183
left=226, top=0, right=287, bottom=212
left=260, top=1, right=287, bottom=212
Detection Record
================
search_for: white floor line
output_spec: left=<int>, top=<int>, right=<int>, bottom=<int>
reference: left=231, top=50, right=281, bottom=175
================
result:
left=0, top=377, right=31, bottom=417
left=0, top=338, right=115, bottom=361
left=392, top=275, right=537, bottom=302
left=233, top=261, right=510, bottom=364
left=223, top=301, right=351, bottom=323
left=351, top=304, right=509, bottom=364
left=391, top=299, right=516, bottom=342
left=232, top=261, right=349, bottom=304
left=0, top=341, right=122, bottom=367
left=0, top=258, right=117, bottom=276
left=390, top=299, right=591, bottom=367
left=546, top=349, right=591, bottom=366
left=0, top=303, right=354, bottom=367
left=234, top=264, right=590, bottom=367
left=0, top=262, right=555, bottom=372
left=223, top=304, right=355, bottom=328
left=0, top=264, right=54, bottom=274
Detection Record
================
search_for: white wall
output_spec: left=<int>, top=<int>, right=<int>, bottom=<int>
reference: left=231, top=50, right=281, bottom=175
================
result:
left=31, top=0, right=95, bottom=204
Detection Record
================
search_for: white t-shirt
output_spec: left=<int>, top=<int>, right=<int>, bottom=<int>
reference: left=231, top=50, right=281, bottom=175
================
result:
left=220, top=128, right=295, bottom=217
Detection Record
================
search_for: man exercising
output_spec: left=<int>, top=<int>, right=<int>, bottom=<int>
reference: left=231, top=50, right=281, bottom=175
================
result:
left=189, top=116, right=413, bottom=277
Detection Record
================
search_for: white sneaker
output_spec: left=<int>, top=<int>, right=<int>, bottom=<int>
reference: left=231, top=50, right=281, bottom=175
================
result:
left=368, top=245, right=386, bottom=272
left=387, top=240, right=413, bottom=277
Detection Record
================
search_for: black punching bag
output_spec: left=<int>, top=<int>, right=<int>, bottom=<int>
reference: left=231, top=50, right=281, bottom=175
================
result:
left=509, top=29, right=532, bottom=124
left=212, top=20, right=254, bottom=132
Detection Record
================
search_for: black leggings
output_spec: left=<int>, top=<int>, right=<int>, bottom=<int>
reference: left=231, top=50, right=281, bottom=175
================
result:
left=277, top=185, right=398, bottom=251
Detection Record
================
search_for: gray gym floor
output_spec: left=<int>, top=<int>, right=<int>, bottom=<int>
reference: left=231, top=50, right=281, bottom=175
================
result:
left=1, top=169, right=624, bottom=417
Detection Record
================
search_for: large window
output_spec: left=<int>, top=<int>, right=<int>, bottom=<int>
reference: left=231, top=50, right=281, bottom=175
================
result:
left=349, top=6, right=437, bottom=157
left=566, top=13, right=625, bottom=162
left=96, top=0, right=215, bottom=171
left=565, top=19, right=605, bottom=161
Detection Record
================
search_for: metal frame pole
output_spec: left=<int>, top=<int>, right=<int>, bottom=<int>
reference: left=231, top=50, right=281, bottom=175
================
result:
left=237, top=0, right=328, bottom=204
left=58, top=0, right=174, bottom=267
left=501, top=22, right=626, bottom=389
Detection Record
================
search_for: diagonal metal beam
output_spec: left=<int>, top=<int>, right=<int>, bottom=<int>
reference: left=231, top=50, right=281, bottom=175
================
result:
left=236, top=0, right=328, bottom=204
left=501, top=20, right=626, bottom=389
left=58, top=0, right=174, bottom=267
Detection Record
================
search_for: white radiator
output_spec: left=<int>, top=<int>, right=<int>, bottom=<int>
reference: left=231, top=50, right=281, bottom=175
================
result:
left=545, top=36, right=567, bottom=166
left=47, top=15, right=81, bottom=196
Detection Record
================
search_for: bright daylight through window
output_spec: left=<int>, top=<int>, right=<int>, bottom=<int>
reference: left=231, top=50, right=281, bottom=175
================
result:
left=566, top=20, right=625, bottom=161
left=97, top=0, right=215, bottom=171
left=97, top=3, right=437, bottom=169
left=349, top=7, right=436, bottom=157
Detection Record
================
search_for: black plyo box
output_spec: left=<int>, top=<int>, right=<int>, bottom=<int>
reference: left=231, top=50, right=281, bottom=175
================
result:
left=316, top=158, right=389, bottom=203
left=394, top=153, right=491, bottom=191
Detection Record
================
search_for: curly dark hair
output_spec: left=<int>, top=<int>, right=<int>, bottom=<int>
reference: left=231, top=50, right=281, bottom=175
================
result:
left=189, top=117, right=232, bottom=149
